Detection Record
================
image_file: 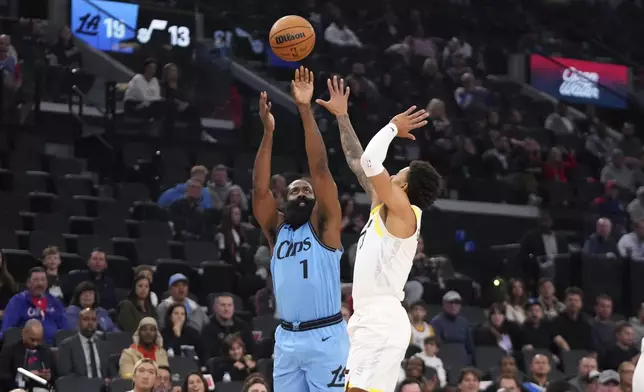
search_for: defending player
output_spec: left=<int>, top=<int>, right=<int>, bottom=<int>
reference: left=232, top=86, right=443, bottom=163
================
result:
left=252, top=67, right=349, bottom=392
left=317, top=76, right=442, bottom=392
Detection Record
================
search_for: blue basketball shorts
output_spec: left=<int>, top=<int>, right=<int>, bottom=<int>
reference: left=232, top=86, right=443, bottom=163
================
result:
left=273, top=321, right=350, bottom=392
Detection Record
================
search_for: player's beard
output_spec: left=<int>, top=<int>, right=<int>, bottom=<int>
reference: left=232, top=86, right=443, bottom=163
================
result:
left=284, top=196, right=315, bottom=229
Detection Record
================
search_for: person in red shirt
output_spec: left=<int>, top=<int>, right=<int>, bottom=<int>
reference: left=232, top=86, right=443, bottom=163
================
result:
left=543, top=146, right=577, bottom=183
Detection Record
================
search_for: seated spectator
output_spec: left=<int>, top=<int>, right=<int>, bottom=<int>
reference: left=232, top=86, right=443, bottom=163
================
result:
left=600, top=322, right=639, bottom=371
left=134, top=265, right=158, bottom=307
left=520, top=300, right=554, bottom=351
left=430, top=291, right=474, bottom=364
left=454, top=73, right=488, bottom=112
left=161, top=62, right=200, bottom=133
left=409, top=301, right=436, bottom=350
left=119, top=317, right=169, bottom=378
left=397, top=379, right=423, bottom=392
left=1, top=267, right=68, bottom=345
left=226, top=185, right=250, bottom=216
left=397, top=356, right=426, bottom=386
left=131, top=358, right=158, bottom=392
left=124, top=58, right=163, bottom=118
left=617, top=220, right=644, bottom=261
left=505, top=278, right=528, bottom=325
left=619, top=122, right=642, bottom=159
left=619, top=361, right=635, bottom=392
left=160, top=303, right=203, bottom=362
left=253, top=274, right=276, bottom=318
left=0, top=320, right=55, bottom=391
left=524, top=354, right=551, bottom=390
left=0, top=34, right=22, bottom=114
left=66, top=281, right=119, bottom=332
left=630, top=303, right=644, bottom=343
left=542, top=146, right=577, bottom=183
left=450, top=137, right=485, bottom=184
left=0, top=250, right=18, bottom=316
left=182, top=372, right=207, bottom=392
left=242, top=373, right=271, bottom=392
left=208, top=165, right=237, bottom=210
left=117, top=276, right=156, bottom=333
left=414, top=336, right=447, bottom=387
left=474, top=303, right=519, bottom=352
left=496, top=375, right=523, bottom=392
left=586, top=123, right=616, bottom=169
left=592, top=294, right=617, bottom=356
left=402, top=25, right=438, bottom=60
left=583, top=218, right=619, bottom=256
left=323, top=12, right=362, bottom=48
left=601, top=149, right=636, bottom=193
left=270, top=174, right=286, bottom=197
left=545, top=102, right=575, bottom=135
left=61, top=248, right=117, bottom=310
left=202, top=293, right=253, bottom=359
left=154, top=365, right=174, bottom=392
left=552, top=287, right=594, bottom=352
left=538, top=278, right=566, bottom=320
left=51, top=25, right=81, bottom=68
left=217, top=205, right=252, bottom=269
left=492, top=355, right=522, bottom=381
left=57, top=308, right=110, bottom=378
left=169, top=178, right=211, bottom=240
left=157, top=273, right=207, bottom=332
left=214, top=335, right=257, bottom=382
left=594, top=182, right=627, bottom=227
left=627, top=187, right=644, bottom=223
left=569, top=355, right=598, bottom=392
left=158, top=166, right=212, bottom=209
left=458, top=368, right=481, bottom=392
left=41, top=246, right=63, bottom=300
left=446, top=53, right=474, bottom=84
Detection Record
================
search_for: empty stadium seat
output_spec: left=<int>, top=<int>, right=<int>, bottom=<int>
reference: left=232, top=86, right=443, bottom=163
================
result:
left=561, top=350, right=590, bottom=377
left=109, top=378, right=133, bottom=392
left=77, top=235, right=114, bottom=258
left=184, top=240, right=219, bottom=265
left=3, top=326, right=22, bottom=346
left=0, top=191, right=28, bottom=212
left=69, top=216, right=94, bottom=235
left=28, top=191, right=57, bottom=213
left=55, top=196, right=88, bottom=216
left=14, top=133, right=45, bottom=152
left=0, top=228, right=19, bottom=248
left=123, top=142, right=152, bottom=167
left=33, top=213, right=68, bottom=232
left=438, top=343, right=469, bottom=380
left=0, top=211, right=22, bottom=230
left=3, top=249, right=40, bottom=282
left=119, top=183, right=150, bottom=204
left=57, top=174, right=94, bottom=198
left=48, top=156, right=84, bottom=176
left=132, top=201, right=168, bottom=222
left=10, top=151, right=42, bottom=172
left=139, top=221, right=172, bottom=240
left=135, top=237, right=171, bottom=263
left=29, top=231, right=66, bottom=255
left=96, top=199, right=131, bottom=219
left=14, top=172, right=50, bottom=193
left=106, top=255, right=134, bottom=288
left=168, top=355, right=199, bottom=380
left=252, top=316, right=279, bottom=341
left=54, top=329, right=77, bottom=346
left=200, top=262, right=235, bottom=297
left=95, top=218, right=129, bottom=238
left=59, top=252, right=86, bottom=274
left=56, top=376, right=104, bottom=392
left=474, top=346, right=505, bottom=373
left=104, top=331, right=134, bottom=355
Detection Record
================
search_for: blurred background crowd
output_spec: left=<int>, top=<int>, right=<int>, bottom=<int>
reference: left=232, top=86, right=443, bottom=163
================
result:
left=1, top=0, right=644, bottom=391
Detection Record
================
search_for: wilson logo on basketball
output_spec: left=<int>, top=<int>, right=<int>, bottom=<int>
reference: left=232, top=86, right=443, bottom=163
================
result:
left=275, top=32, right=306, bottom=45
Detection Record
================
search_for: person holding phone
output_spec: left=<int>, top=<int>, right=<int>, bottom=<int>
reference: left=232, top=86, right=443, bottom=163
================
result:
left=0, top=319, right=55, bottom=391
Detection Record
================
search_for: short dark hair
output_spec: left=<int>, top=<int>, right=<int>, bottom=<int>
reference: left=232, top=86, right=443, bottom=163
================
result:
left=410, top=300, right=426, bottom=310
left=396, top=379, right=423, bottom=392
left=424, top=336, right=439, bottom=347
left=143, top=57, right=157, bottom=69
left=597, top=294, right=612, bottom=303
left=545, top=380, right=573, bottom=392
left=564, top=286, right=583, bottom=300
left=27, top=267, right=46, bottom=279
left=90, top=247, right=106, bottom=258
left=615, top=321, right=633, bottom=334
left=407, top=160, right=441, bottom=209
left=158, top=365, right=171, bottom=373
left=71, top=281, right=100, bottom=308
left=458, top=367, right=482, bottom=383
left=538, top=277, right=553, bottom=288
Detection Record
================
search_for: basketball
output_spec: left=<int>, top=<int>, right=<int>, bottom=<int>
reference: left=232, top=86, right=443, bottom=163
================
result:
left=269, top=15, right=315, bottom=62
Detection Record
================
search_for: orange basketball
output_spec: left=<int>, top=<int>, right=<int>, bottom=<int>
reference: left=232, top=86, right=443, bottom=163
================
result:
left=269, top=15, right=316, bottom=62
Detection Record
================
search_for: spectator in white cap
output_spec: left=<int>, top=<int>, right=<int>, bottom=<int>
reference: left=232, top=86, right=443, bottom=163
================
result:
left=429, top=291, right=474, bottom=363
left=156, top=273, right=207, bottom=332
left=597, top=370, right=620, bottom=392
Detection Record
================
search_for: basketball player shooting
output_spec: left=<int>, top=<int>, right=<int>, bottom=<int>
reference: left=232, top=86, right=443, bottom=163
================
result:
left=252, top=67, right=349, bottom=392
left=317, top=76, right=442, bottom=392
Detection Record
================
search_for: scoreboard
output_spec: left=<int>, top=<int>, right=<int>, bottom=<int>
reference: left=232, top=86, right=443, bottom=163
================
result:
left=70, top=0, right=194, bottom=54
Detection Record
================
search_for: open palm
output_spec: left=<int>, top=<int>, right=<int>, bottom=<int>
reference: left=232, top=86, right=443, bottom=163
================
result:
left=291, top=66, right=315, bottom=105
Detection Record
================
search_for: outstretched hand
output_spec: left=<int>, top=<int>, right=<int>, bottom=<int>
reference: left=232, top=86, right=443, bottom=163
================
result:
left=259, top=91, right=274, bottom=133
left=315, top=75, right=350, bottom=116
left=291, top=66, right=315, bottom=106
left=390, top=106, right=429, bottom=140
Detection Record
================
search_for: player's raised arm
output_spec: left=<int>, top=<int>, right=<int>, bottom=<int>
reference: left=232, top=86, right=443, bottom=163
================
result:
left=252, top=92, right=281, bottom=244
left=360, top=107, right=429, bottom=217
left=316, top=76, right=379, bottom=208
left=291, top=66, right=342, bottom=249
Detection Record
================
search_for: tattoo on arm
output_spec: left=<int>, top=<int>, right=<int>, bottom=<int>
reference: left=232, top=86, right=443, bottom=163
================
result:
left=337, top=114, right=374, bottom=198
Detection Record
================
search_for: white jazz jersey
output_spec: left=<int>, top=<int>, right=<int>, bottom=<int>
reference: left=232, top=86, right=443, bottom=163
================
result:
left=352, top=203, right=422, bottom=306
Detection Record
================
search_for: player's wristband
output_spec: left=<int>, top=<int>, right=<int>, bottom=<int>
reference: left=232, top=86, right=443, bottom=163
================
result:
left=360, top=123, right=397, bottom=177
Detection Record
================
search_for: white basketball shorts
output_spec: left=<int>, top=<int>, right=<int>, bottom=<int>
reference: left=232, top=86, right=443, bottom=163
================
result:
left=345, top=297, right=411, bottom=392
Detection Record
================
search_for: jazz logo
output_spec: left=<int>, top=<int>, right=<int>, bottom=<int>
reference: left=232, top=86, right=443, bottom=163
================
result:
left=137, top=19, right=191, bottom=47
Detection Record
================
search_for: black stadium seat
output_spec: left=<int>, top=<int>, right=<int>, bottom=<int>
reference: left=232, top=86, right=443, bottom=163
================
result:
left=135, top=237, right=171, bottom=263
left=2, top=249, right=38, bottom=282
left=168, top=356, right=199, bottom=380
left=200, top=261, right=235, bottom=296
left=109, top=378, right=133, bottom=392
left=184, top=240, right=219, bottom=265
left=54, top=329, right=76, bottom=346
left=104, top=331, right=134, bottom=355
left=33, top=213, right=68, bottom=232
left=94, top=218, right=129, bottom=238
left=139, top=221, right=172, bottom=240
left=214, top=382, right=244, bottom=392
left=77, top=235, right=114, bottom=257
left=56, top=376, right=104, bottom=392
left=29, top=231, right=66, bottom=255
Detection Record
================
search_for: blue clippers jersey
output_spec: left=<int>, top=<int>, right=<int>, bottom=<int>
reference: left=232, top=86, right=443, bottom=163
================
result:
left=271, top=221, right=342, bottom=323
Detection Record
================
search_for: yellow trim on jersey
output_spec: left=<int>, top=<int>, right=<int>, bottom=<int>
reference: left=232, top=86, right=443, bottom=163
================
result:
left=370, top=204, right=384, bottom=237
left=346, top=384, right=384, bottom=392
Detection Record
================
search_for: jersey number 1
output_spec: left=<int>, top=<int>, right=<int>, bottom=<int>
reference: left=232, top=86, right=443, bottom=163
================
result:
left=300, top=259, right=308, bottom=279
